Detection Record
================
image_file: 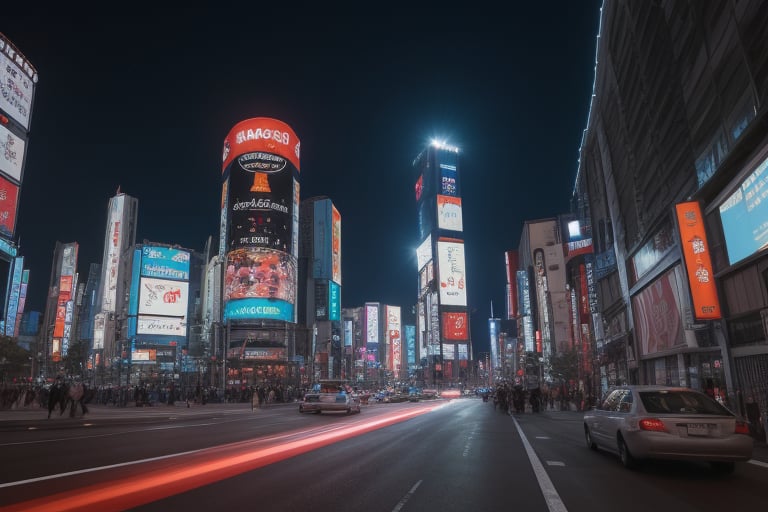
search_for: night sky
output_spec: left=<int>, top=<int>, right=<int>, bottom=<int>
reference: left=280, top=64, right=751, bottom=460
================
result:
left=3, top=4, right=601, bottom=355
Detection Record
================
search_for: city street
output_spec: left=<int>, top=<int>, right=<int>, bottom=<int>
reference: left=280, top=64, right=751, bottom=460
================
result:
left=1, top=398, right=766, bottom=511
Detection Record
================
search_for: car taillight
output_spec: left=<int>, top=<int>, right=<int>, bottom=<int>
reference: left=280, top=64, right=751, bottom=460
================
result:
left=735, top=420, right=751, bottom=435
left=639, top=418, right=667, bottom=432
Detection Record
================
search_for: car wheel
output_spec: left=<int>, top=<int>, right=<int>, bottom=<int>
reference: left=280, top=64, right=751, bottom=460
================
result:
left=346, top=407, right=352, bottom=415
left=584, top=425, right=597, bottom=451
left=710, top=461, right=735, bottom=475
left=618, top=436, right=637, bottom=469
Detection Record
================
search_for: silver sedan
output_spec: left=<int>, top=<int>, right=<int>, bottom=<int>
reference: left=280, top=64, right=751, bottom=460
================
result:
left=583, top=385, right=754, bottom=473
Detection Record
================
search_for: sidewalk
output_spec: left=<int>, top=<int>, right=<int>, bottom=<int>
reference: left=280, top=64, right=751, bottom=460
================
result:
left=0, top=401, right=282, bottom=426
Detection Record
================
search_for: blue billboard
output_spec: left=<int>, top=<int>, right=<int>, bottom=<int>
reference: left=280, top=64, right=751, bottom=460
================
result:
left=141, top=246, right=190, bottom=281
left=329, top=281, right=340, bottom=321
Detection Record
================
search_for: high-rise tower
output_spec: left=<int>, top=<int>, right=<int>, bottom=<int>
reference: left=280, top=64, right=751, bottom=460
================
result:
left=413, top=141, right=471, bottom=386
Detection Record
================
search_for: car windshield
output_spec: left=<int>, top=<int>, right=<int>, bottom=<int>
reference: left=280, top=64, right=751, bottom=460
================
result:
left=639, top=391, right=733, bottom=415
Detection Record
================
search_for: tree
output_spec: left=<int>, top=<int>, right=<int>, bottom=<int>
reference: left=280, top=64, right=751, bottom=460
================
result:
left=548, top=348, right=579, bottom=384
left=0, top=335, right=32, bottom=383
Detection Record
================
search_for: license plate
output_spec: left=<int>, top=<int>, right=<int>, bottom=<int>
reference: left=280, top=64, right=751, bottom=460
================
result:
left=687, top=423, right=710, bottom=436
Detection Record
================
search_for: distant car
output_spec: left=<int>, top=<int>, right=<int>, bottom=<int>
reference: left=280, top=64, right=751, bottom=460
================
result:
left=299, top=380, right=361, bottom=415
left=583, top=385, right=753, bottom=473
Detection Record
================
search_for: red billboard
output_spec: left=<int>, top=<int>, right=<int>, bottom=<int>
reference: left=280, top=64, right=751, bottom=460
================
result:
left=0, top=175, right=19, bottom=239
left=442, top=312, right=468, bottom=340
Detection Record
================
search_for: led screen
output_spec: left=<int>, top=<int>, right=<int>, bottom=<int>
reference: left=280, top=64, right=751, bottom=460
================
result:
left=439, top=160, right=459, bottom=197
left=387, top=305, right=402, bottom=374
left=329, top=281, right=340, bottom=321
left=141, top=246, right=190, bottom=280
left=0, top=124, right=24, bottom=183
left=138, top=277, right=189, bottom=317
left=437, top=240, right=467, bottom=306
left=437, top=195, right=463, bottom=232
left=0, top=175, right=19, bottom=239
left=632, top=266, right=685, bottom=357
left=365, top=304, right=379, bottom=344
left=718, top=154, right=768, bottom=264
left=137, top=315, right=187, bottom=336
left=222, top=118, right=299, bottom=322
left=416, top=234, right=432, bottom=271
left=332, top=206, right=341, bottom=285
left=102, top=195, right=125, bottom=313
left=0, top=34, right=37, bottom=130
left=442, top=312, right=468, bottom=341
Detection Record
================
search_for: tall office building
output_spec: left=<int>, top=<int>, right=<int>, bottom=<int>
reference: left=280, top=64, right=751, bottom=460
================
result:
left=413, top=141, right=471, bottom=386
left=92, top=191, right=138, bottom=374
left=41, top=241, right=78, bottom=375
left=298, top=196, right=342, bottom=380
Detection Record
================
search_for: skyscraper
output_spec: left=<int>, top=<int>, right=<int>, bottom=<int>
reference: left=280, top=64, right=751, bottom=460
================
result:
left=413, top=141, right=471, bottom=386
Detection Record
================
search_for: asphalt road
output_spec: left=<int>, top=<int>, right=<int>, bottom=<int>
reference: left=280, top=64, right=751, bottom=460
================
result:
left=0, top=399, right=767, bottom=511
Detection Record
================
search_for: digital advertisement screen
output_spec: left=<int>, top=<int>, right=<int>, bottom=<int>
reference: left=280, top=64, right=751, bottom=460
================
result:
left=141, top=246, right=190, bottom=281
left=365, top=304, right=379, bottom=344
left=437, top=240, right=467, bottom=306
left=676, top=201, right=721, bottom=320
left=437, top=195, right=463, bottom=232
left=439, top=164, right=459, bottom=197
left=332, top=205, right=341, bottom=285
left=0, top=33, right=37, bottom=130
left=416, top=234, right=432, bottom=271
left=0, top=175, right=19, bottom=239
left=718, top=153, right=768, bottom=265
left=138, top=277, right=189, bottom=317
left=329, top=281, right=340, bottom=321
left=0, top=124, right=25, bottom=183
left=222, top=118, right=299, bottom=322
left=442, top=311, right=468, bottom=340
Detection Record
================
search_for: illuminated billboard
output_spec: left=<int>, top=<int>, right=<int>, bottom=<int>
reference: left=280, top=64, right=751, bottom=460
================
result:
left=137, top=315, right=187, bottom=336
left=4, top=256, right=22, bottom=336
left=718, top=154, right=768, bottom=265
left=676, top=201, right=721, bottom=320
left=442, top=311, right=468, bottom=341
left=0, top=175, right=19, bottom=239
left=222, top=118, right=300, bottom=323
left=329, top=281, right=340, bottom=321
left=365, top=303, right=379, bottom=360
left=437, top=240, right=467, bottom=306
left=138, top=277, right=189, bottom=318
left=0, top=33, right=38, bottom=130
left=141, top=246, right=190, bottom=281
left=0, top=124, right=24, bottom=183
left=437, top=195, right=463, bottom=232
left=416, top=234, right=432, bottom=271
left=632, top=266, right=685, bottom=356
left=439, top=161, right=459, bottom=197
left=102, top=195, right=125, bottom=313
left=386, top=305, right=402, bottom=374
left=332, top=206, right=341, bottom=285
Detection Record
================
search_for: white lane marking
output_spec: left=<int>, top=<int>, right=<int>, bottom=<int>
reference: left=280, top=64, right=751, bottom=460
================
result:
left=748, top=459, right=768, bottom=469
left=536, top=436, right=551, bottom=439
left=512, top=417, right=568, bottom=512
left=391, top=480, right=422, bottom=512
left=0, top=448, right=205, bottom=489
left=546, top=461, right=565, bottom=466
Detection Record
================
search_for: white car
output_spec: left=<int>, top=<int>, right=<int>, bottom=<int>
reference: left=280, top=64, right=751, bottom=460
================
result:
left=583, top=385, right=753, bottom=473
left=299, top=380, right=361, bottom=415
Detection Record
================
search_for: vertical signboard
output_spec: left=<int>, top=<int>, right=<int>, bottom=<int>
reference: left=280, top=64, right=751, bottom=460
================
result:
left=329, top=281, right=340, bottom=321
left=0, top=176, right=20, bottom=240
left=102, top=195, right=125, bottom=313
left=222, top=118, right=300, bottom=323
left=332, top=205, right=341, bottom=285
left=676, top=201, right=722, bottom=320
left=4, top=256, right=22, bottom=336
left=0, top=124, right=25, bottom=183
left=387, top=305, right=402, bottom=375
left=365, top=303, right=379, bottom=361
left=13, top=269, right=28, bottom=337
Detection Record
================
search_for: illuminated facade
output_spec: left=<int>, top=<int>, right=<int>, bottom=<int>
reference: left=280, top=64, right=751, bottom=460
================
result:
left=576, top=1, right=768, bottom=421
left=40, top=242, right=78, bottom=374
left=0, top=33, right=37, bottom=337
left=413, top=141, right=471, bottom=386
left=219, top=118, right=302, bottom=387
left=297, top=196, right=342, bottom=381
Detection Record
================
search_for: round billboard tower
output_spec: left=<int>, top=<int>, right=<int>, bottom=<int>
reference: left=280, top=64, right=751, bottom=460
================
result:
left=220, top=118, right=301, bottom=323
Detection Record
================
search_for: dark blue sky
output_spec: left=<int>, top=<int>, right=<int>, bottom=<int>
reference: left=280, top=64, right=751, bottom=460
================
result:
left=3, top=4, right=601, bottom=354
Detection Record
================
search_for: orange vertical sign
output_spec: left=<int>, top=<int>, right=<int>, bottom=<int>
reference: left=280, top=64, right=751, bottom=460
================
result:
left=675, top=202, right=721, bottom=320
